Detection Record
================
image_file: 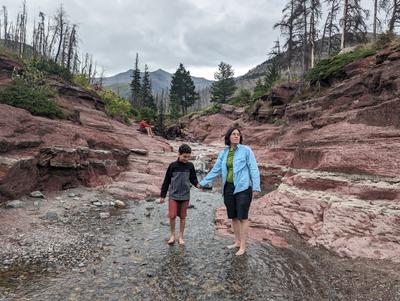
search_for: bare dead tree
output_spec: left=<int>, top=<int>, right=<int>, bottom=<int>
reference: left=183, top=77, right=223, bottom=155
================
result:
left=66, top=24, right=77, bottom=72
left=61, top=24, right=70, bottom=66
left=380, top=0, right=400, bottom=32
left=274, top=0, right=301, bottom=77
left=54, top=5, right=66, bottom=63
left=321, top=0, right=341, bottom=56
left=2, top=6, right=8, bottom=43
left=73, top=52, right=80, bottom=74
left=37, top=12, right=46, bottom=56
left=309, top=0, right=321, bottom=68
left=341, top=0, right=369, bottom=49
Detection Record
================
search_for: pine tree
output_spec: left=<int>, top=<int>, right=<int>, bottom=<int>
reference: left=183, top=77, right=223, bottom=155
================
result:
left=130, top=53, right=141, bottom=107
left=169, top=63, right=198, bottom=118
left=210, top=62, right=236, bottom=103
left=141, top=64, right=156, bottom=110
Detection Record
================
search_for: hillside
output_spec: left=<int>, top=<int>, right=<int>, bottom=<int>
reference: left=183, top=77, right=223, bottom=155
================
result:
left=182, top=43, right=400, bottom=262
left=101, top=68, right=213, bottom=100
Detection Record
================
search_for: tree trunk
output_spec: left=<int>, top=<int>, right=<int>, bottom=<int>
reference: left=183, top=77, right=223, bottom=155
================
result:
left=373, top=0, right=378, bottom=40
left=341, top=0, right=348, bottom=49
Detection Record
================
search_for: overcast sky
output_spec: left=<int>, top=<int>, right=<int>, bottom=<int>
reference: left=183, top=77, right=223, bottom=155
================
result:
left=2, top=0, right=375, bottom=79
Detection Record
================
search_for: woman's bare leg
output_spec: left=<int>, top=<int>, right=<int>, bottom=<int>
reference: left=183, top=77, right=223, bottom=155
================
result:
left=235, top=219, right=249, bottom=256
left=227, top=218, right=241, bottom=249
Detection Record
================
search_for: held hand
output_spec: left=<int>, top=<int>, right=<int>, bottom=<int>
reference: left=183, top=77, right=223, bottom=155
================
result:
left=196, top=184, right=203, bottom=190
left=252, top=191, right=260, bottom=199
left=159, top=198, right=165, bottom=204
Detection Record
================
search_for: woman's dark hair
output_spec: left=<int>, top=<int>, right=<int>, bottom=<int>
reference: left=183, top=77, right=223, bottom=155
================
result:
left=178, top=143, right=192, bottom=154
left=224, top=127, right=243, bottom=146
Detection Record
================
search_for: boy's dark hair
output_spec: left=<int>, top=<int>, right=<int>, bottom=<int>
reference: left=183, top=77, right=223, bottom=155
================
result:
left=224, top=127, right=243, bottom=146
left=178, top=143, right=192, bottom=154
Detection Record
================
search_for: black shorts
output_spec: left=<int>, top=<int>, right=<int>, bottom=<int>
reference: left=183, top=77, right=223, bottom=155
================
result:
left=223, top=183, right=252, bottom=220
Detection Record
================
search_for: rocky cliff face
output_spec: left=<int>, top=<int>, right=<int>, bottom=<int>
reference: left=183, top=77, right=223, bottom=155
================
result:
left=184, top=45, right=400, bottom=261
left=0, top=56, right=172, bottom=202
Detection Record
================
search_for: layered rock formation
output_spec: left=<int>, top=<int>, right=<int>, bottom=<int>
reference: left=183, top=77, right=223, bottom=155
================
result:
left=185, top=45, right=400, bottom=261
left=0, top=56, right=171, bottom=202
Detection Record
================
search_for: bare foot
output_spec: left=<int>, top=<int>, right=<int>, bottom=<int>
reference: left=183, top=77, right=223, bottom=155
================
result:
left=235, top=248, right=246, bottom=256
left=227, top=243, right=240, bottom=249
left=167, top=236, right=175, bottom=245
left=178, top=237, right=185, bottom=245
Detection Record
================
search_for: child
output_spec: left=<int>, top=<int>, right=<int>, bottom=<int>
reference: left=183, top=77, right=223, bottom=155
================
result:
left=160, top=144, right=200, bottom=245
left=139, top=119, right=154, bottom=137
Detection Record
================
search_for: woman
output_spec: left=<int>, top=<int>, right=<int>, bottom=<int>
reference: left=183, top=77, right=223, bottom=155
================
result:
left=199, top=127, right=260, bottom=256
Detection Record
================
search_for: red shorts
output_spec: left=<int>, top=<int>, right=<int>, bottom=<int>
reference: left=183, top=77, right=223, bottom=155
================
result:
left=168, top=199, right=189, bottom=219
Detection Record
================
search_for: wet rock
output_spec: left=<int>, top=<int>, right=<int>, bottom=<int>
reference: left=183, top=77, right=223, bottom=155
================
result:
left=5, top=200, right=24, bottom=209
left=114, top=200, right=126, bottom=209
left=188, top=204, right=196, bottom=209
left=145, top=198, right=156, bottom=203
left=100, top=212, right=110, bottom=219
left=144, top=211, right=151, bottom=217
left=68, top=193, right=76, bottom=198
left=44, top=212, right=59, bottom=221
left=30, top=191, right=45, bottom=198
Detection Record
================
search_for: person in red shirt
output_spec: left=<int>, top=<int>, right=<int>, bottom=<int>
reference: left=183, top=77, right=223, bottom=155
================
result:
left=139, top=119, right=154, bottom=137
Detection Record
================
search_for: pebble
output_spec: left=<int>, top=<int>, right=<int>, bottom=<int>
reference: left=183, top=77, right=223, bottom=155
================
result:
left=30, top=191, right=45, bottom=198
left=45, top=212, right=59, bottom=221
left=145, top=198, right=156, bottom=202
left=114, top=200, right=126, bottom=209
left=68, top=193, right=76, bottom=198
left=5, top=200, right=24, bottom=209
left=100, top=212, right=110, bottom=219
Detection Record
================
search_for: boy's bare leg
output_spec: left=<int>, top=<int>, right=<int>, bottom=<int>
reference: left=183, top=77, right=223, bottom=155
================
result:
left=168, top=218, right=176, bottom=245
left=178, top=218, right=186, bottom=245
left=146, top=128, right=152, bottom=137
left=235, top=219, right=249, bottom=256
left=227, top=218, right=241, bottom=249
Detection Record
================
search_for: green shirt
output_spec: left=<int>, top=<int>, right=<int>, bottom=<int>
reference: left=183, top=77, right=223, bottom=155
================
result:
left=226, top=148, right=235, bottom=183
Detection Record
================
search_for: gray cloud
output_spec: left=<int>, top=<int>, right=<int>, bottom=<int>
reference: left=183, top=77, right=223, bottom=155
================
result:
left=1, top=0, right=375, bottom=79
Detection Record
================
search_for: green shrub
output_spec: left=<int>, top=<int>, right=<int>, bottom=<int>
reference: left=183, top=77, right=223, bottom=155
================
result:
left=0, top=79, right=64, bottom=119
left=374, top=31, right=398, bottom=49
left=73, top=74, right=91, bottom=89
left=203, top=103, right=221, bottom=115
left=306, top=45, right=377, bottom=83
left=137, top=107, right=157, bottom=123
left=228, top=88, right=251, bottom=106
left=181, top=103, right=221, bottom=121
left=98, top=89, right=133, bottom=124
left=29, top=58, right=73, bottom=82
